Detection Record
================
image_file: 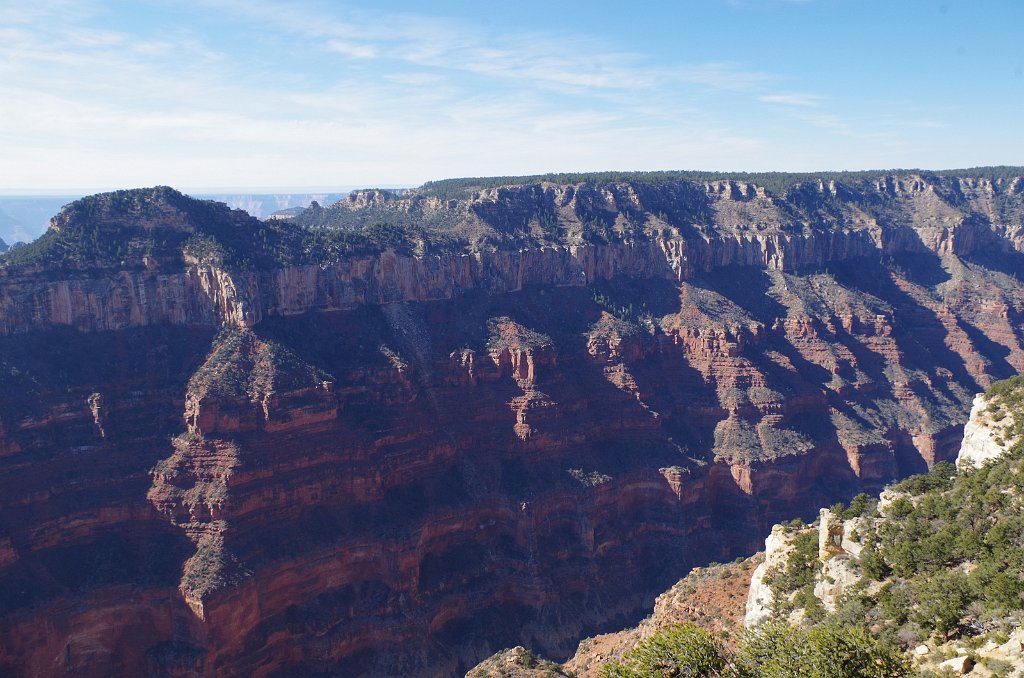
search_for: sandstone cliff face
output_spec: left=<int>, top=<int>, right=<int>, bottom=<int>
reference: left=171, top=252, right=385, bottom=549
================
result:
left=1, top=174, right=1024, bottom=676
left=0, top=236, right=874, bottom=335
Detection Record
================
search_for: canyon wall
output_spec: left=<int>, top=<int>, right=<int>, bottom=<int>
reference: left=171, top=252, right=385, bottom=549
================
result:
left=0, top=234, right=876, bottom=335
left=1, top=174, right=1024, bottom=676
left=4, top=172, right=1023, bottom=338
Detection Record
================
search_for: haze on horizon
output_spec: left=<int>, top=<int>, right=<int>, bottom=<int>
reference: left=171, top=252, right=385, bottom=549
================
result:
left=2, top=0, right=1023, bottom=192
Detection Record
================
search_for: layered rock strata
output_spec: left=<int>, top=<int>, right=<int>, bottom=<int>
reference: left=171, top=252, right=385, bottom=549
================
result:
left=1, top=173, right=1024, bottom=676
left=0, top=236, right=876, bottom=335
left=4, top=173, right=1024, bottom=338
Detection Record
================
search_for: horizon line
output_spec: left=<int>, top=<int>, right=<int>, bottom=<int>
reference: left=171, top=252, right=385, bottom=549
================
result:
left=0, top=186, right=400, bottom=197
left=2, top=164, right=1024, bottom=197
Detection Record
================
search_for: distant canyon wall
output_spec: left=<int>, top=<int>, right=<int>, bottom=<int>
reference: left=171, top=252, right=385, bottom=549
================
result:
left=3, top=216, right=1019, bottom=336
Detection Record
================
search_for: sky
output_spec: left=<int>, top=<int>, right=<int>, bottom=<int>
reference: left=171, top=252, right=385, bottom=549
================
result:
left=1, top=0, right=1022, bottom=191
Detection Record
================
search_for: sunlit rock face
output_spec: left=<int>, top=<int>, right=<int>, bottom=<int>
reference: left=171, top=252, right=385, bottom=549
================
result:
left=2, top=173, right=1024, bottom=676
left=956, top=393, right=1018, bottom=469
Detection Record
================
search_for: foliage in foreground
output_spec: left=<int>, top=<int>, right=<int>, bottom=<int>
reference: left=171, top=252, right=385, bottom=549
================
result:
left=849, top=403, right=1024, bottom=642
left=600, top=621, right=908, bottom=677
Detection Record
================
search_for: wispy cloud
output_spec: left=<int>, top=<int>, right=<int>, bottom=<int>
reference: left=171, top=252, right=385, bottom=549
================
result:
left=326, top=40, right=378, bottom=59
left=2, top=0, right=795, bottom=189
left=673, top=62, right=777, bottom=91
left=759, top=92, right=824, bottom=107
left=202, top=0, right=774, bottom=95
left=792, top=112, right=902, bottom=145
left=801, top=113, right=855, bottom=136
left=3, top=0, right=986, bottom=190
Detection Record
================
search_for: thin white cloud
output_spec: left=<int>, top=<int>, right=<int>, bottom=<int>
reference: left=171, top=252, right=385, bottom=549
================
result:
left=673, top=62, right=777, bottom=91
left=0, top=0, right=93, bottom=24
left=326, top=40, right=378, bottom=59
left=790, top=112, right=901, bottom=145
left=759, top=92, right=824, bottom=107
left=384, top=72, right=446, bottom=86
left=202, top=0, right=769, bottom=95
left=802, top=113, right=855, bottom=135
left=3, top=0, right=995, bottom=190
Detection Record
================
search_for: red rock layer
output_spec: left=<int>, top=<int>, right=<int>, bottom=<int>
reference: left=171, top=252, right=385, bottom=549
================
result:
left=2, top=249, right=1023, bottom=676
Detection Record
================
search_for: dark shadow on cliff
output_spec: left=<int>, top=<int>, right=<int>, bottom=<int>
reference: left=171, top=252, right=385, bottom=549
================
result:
left=827, top=255, right=982, bottom=468
left=0, top=325, right=215, bottom=425
left=0, top=525, right=193, bottom=612
left=957, top=317, right=1017, bottom=381
left=878, top=251, right=952, bottom=287
left=233, top=287, right=747, bottom=676
left=962, top=245, right=1024, bottom=282
left=0, top=325, right=211, bottom=641
left=829, top=255, right=978, bottom=390
left=688, top=266, right=788, bottom=325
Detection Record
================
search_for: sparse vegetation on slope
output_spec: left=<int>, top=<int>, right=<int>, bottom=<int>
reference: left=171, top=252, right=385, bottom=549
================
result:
left=420, top=167, right=1024, bottom=201
left=5, top=168, right=1024, bottom=273
left=747, top=375, right=1024, bottom=674
left=596, top=620, right=907, bottom=677
left=187, top=326, right=332, bottom=404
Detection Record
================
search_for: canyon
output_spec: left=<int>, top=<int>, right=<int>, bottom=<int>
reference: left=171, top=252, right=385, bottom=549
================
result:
left=1, top=171, right=1024, bottom=676
left=468, top=373, right=1024, bottom=677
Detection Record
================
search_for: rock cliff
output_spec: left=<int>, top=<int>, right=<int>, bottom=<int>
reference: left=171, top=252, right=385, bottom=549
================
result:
left=956, top=391, right=1020, bottom=469
left=2, top=171, right=1024, bottom=676
left=4, top=172, right=1024, bottom=337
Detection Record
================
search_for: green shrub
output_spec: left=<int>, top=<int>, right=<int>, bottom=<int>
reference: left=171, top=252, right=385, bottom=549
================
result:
left=601, top=624, right=726, bottom=678
left=765, top=529, right=820, bottom=607
left=843, top=493, right=875, bottom=519
left=734, top=621, right=908, bottom=678
left=910, top=570, right=974, bottom=638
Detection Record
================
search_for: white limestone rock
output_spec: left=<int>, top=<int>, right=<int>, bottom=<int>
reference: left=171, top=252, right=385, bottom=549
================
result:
left=957, top=394, right=1015, bottom=470
left=745, top=524, right=800, bottom=627
left=938, top=654, right=975, bottom=674
left=812, top=556, right=861, bottom=612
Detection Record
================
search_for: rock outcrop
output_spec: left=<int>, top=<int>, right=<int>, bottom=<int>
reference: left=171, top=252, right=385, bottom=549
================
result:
left=742, top=508, right=868, bottom=627
left=2, top=172, right=1024, bottom=676
left=744, top=525, right=797, bottom=627
left=470, top=558, right=759, bottom=678
left=957, top=393, right=1019, bottom=469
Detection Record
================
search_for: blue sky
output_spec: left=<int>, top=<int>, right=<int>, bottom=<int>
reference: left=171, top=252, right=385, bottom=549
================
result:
left=1, top=0, right=1022, bottom=190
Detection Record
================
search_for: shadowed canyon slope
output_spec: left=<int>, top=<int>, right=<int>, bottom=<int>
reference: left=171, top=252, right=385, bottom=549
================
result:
left=2, top=171, right=1024, bottom=676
